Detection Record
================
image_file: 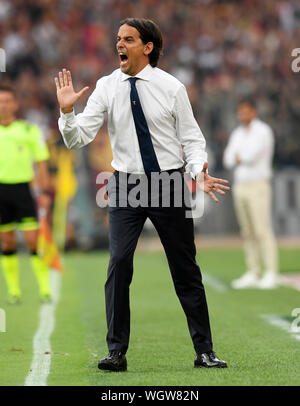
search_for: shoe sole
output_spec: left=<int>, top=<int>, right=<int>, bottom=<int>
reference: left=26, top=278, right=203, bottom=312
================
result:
left=194, top=364, right=227, bottom=368
left=98, top=362, right=127, bottom=372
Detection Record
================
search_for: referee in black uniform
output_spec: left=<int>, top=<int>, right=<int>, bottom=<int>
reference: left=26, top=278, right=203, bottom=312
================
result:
left=56, top=18, right=230, bottom=371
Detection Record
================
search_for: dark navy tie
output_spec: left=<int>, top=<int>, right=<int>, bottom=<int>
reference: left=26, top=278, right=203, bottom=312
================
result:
left=129, top=77, right=161, bottom=175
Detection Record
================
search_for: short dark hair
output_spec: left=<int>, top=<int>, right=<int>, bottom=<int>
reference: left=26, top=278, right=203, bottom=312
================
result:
left=0, top=84, right=16, bottom=98
left=238, top=97, right=256, bottom=109
left=119, top=18, right=163, bottom=67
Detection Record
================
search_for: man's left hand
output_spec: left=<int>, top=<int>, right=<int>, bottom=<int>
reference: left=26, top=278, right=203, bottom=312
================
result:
left=196, top=162, right=230, bottom=203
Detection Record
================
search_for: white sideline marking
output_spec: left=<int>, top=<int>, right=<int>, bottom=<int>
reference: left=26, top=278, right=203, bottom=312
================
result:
left=24, top=271, right=61, bottom=386
left=260, top=314, right=300, bottom=342
left=202, top=273, right=228, bottom=292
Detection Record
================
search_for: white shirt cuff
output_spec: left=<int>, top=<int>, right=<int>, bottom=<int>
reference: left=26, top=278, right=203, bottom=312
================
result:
left=60, top=109, right=75, bottom=120
left=188, top=163, right=205, bottom=179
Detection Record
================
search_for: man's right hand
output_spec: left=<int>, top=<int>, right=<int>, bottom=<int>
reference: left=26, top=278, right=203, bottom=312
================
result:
left=55, top=68, right=89, bottom=113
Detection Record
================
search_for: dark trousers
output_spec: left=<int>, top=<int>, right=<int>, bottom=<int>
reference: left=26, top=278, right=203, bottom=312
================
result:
left=105, top=170, right=213, bottom=355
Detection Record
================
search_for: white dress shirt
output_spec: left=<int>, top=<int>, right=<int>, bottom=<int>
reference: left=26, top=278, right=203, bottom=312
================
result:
left=58, top=64, right=207, bottom=177
left=223, top=118, right=274, bottom=184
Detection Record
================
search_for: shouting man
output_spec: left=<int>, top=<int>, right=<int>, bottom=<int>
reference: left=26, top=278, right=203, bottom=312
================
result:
left=56, top=18, right=229, bottom=371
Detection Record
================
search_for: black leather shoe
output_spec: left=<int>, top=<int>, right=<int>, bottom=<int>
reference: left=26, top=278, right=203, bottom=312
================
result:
left=194, top=351, right=227, bottom=368
left=98, top=351, right=127, bottom=372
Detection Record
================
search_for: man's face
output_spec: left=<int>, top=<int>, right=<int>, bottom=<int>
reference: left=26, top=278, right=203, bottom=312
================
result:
left=237, top=103, right=256, bottom=125
left=116, top=24, right=152, bottom=76
left=0, top=91, right=18, bottom=120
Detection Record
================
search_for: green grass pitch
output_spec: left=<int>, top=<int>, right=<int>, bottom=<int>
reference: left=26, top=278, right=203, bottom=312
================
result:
left=0, top=246, right=300, bottom=386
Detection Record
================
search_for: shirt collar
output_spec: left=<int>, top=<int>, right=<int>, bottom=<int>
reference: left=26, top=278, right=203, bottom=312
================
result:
left=241, top=118, right=258, bottom=130
left=249, top=118, right=259, bottom=130
left=120, top=64, right=154, bottom=82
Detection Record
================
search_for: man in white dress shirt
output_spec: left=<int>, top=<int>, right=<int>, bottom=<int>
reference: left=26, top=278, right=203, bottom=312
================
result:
left=55, top=18, right=230, bottom=371
left=223, top=99, right=278, bottom=290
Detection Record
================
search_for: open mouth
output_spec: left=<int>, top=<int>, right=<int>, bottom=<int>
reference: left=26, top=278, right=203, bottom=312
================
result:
left=119, top=52, right=128, bottom=67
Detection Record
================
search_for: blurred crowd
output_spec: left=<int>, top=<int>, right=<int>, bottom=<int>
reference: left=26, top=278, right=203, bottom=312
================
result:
left=0, top=0, right=300, bottom=170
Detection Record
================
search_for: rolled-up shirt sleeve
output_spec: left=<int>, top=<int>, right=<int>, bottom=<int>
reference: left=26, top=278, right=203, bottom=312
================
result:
left=58, top=78, right=108, bottom=149
left=174, top=85, right=207, bottom=178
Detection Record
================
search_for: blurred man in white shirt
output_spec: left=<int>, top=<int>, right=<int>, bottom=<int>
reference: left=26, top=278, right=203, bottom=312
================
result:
left=223, top=99, right=278, bottom=289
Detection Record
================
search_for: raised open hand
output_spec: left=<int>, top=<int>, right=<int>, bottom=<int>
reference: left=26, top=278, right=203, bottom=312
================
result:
left=196, top=162, right=230, bottom=203
left=54, top=68, right=89, bottom=113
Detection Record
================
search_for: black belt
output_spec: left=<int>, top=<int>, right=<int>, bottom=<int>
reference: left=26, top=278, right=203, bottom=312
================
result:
left=114, top=167, right=184, bottom=177
left=163, top=166, right=184, bottom=175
